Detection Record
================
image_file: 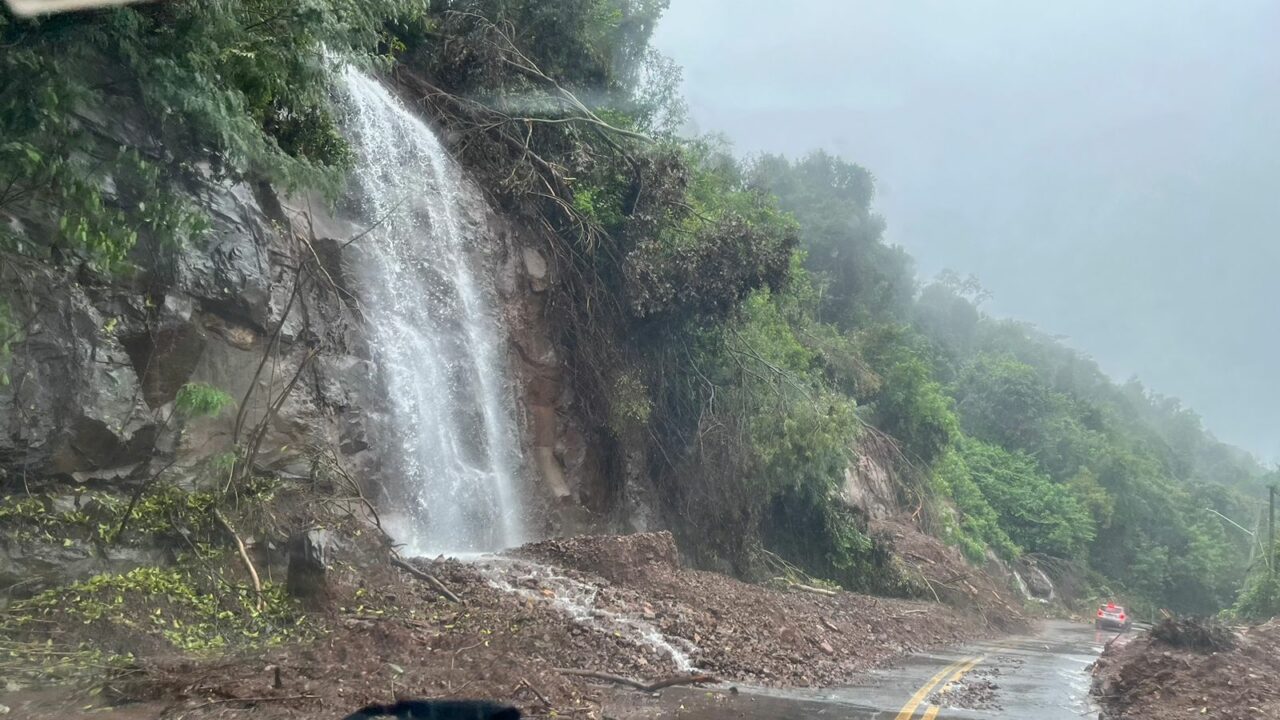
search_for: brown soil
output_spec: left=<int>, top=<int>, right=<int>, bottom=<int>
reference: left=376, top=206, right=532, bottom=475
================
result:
left=870, top=517, right=1030, bottom=631
left=515, top=532, right=984, bottom=685
left=4, top=532, right=987, bottom=720
left=1092, top=619, right=1280, bottom=719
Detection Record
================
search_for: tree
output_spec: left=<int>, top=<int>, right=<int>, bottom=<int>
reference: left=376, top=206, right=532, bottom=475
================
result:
left=952, top=354, right=1056, bottom=450
left=749, top=151, right=914, bottom=327
left=959, top=437, right=1094, bottom=559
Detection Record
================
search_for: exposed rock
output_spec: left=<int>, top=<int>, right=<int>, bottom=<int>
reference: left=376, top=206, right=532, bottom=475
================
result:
left=1014, top=558, right=1055, bottom=600
left=286, top=528, right=330, bottom=606
left=840, top=432, right=907, bottom=521
left=1, top=82, right=620, bottom=600
left=521, top=246, right=550, bottom=292
left=0, top=264, right=160, bottom=480
left=0, top=534, right=169, bottom=599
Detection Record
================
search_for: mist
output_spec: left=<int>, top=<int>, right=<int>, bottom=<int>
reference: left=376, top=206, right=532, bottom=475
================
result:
left=652, top=0, right=1280, bottom=463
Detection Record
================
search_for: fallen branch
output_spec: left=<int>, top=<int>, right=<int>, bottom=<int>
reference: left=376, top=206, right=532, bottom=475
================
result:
left=553, top=669, right=718, bottom=692
left=937, top=571, right=973, bottom=586
left=317, top=444, right=386, bottom=535
left=391, top=556, right=462, bottom=604
left=789, top=583, right=838, bottom=597
left=213, top=509, right=264, bottom=611
left=909, top=563, right=942, bottom=604
left=514, top=677, right=552, bottom=708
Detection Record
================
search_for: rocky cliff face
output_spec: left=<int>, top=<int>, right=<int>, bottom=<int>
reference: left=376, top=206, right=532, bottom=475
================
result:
left=0, top=117, right=612, bottom=592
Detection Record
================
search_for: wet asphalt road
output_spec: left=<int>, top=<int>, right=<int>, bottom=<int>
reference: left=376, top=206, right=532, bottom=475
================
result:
left=620, top=620, right=1112, bottom=719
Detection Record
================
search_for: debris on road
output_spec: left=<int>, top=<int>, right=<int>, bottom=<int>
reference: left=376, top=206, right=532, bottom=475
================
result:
left=1093, top=617, right=1280, bottom=719
left=7, top=532, right=988, bottom=719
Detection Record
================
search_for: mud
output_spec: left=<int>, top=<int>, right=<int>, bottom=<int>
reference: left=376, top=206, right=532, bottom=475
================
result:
left=516, top=532, right=983, bottom=685
left=870, top=517, right=1030, bottom=631
left=1093, top=618, right=1280, bottom=719
left=4, top=532, right=987, bottom=719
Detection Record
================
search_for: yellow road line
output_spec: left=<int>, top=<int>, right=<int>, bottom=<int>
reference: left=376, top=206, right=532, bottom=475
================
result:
left=893, top=656, right=975, bottom=720
left=919, top=655, right=986, bottom=720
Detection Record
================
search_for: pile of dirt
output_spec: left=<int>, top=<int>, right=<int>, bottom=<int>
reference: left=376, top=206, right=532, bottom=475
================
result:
left=513, top=532, right=681, bottom=584
left=869, top=517, right=1029, bottom=631
left=1093, top=618, right=1280, bottom=719
left=6, top=532, right=987, bottom=719
left=514, top=531, right=982, bottom=686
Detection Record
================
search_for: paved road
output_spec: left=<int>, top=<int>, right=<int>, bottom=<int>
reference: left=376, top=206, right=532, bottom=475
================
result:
left=618, top=620, right=1112, bottom=719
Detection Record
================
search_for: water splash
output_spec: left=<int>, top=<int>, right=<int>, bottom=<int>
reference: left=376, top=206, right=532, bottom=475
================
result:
left=335, top=66, right=524, bottom=555
left=1012, top=569, right=1032, bottom=599
left=471, top=555, right=698, bottom=672
left=1012, top=568, right=1054, bottom=604
left=1029, top=565, right=1057, bottom=602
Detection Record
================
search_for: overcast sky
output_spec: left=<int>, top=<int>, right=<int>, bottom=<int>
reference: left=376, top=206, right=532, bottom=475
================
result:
left=652, top=0, right=1280, bottom=463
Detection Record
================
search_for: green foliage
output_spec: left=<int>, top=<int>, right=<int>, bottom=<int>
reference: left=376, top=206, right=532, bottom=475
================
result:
left=856, top=327, right=959, bottom=465
left=0, top=638, right=135, bottom=687
left=0, top=476, right=276, bottom=548
left=4, top=567, right=305, bottom=653
left=958, top=437, right=1094, bottom=558
left=930, top=446, right=1018, bottom=562
left=738, top=142, right=1259, bottom=613
left=409, top=0, right=677, bottom=132
left=606, top=369, right=652, bottom=437
left=0, top=0, right=420, bottom=270
left=623, top=145, right=798, bottom=323
left=1233, top=550, right=1280, bottom=621
left=648, top=280, right=884, bottom=586
left=749, top=151, right=914, bottom=327
left=0, top=0, right=1257, bottom=622
left=1064, top=468, right=1115, bottom=529
left=909, top=281, right=1259, bottom=613
left=174, top=382, right=235, bottom=419
left=952, top=354, right=1057, bottom=450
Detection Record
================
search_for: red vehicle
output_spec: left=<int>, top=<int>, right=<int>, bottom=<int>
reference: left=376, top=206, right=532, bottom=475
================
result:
left=1096, top=602, right=1132, bottom=631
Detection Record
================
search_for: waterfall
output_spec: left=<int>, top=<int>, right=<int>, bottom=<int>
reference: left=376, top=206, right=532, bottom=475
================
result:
left=335, top=66, right=525, bottom=556
left=1012, top=570, right=1032, bottom=600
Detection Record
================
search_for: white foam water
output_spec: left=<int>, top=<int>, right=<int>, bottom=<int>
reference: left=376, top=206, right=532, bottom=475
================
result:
left=335, top=66, right=525, bottom=556
left=469, top=555, right=698, bottom=672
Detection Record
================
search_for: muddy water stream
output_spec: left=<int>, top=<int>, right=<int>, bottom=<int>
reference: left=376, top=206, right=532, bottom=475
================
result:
left=468, top=554, right=699, bottom=672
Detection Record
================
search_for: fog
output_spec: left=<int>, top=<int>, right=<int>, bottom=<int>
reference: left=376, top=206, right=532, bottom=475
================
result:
left=653, top=0, right=1280, bottom=462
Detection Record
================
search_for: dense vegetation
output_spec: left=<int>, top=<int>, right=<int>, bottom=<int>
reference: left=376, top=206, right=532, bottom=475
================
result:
left=752, top=151, right=1271, bottom=614
left=1, top=0, right=1271, bottom=618
left=396, top=1, right=1273, bottom=614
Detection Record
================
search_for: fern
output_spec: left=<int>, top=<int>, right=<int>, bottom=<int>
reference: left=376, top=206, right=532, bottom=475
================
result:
left=174, top=382, right=234, bottom=419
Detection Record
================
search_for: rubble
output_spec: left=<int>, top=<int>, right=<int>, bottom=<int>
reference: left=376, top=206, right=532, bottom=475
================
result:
left=6, top=532, right=988, bottom=719
left=1093, top=618, right=1280, bottom=719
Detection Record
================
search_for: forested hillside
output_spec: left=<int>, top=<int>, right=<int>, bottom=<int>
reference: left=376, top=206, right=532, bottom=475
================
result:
left=1, top=0, right=1273, bottom=633
left=749, top=151, right=1273, bottom=615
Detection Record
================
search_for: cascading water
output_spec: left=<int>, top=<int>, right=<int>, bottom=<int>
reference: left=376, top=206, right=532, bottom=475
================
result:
left=335, top=65, right=525, bottom=555
left=473, top=555, right=698, bottom=671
